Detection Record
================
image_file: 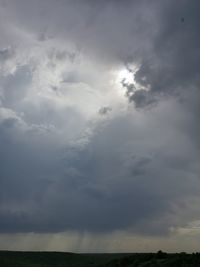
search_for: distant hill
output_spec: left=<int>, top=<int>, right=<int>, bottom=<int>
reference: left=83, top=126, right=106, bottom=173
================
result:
left=1, top=250, right=200, bottom=267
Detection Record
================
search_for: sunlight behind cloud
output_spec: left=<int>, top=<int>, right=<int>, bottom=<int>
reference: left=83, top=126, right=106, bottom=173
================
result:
left=117, top=68, right=134, bottom=84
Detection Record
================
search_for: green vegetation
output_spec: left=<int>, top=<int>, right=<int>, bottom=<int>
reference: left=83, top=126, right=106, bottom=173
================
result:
left=1, top=250, right=200, bottom=267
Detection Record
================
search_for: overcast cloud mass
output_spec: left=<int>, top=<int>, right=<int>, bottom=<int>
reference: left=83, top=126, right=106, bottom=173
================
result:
left=0, top=0, right=200, bottom=252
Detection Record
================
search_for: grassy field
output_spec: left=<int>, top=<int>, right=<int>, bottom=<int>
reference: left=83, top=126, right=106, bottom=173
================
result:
left=1, top=250, right=200, bottom=266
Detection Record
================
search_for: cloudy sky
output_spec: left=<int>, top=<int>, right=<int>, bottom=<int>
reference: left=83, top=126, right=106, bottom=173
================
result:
left=0, top=0, right=200, bottom=252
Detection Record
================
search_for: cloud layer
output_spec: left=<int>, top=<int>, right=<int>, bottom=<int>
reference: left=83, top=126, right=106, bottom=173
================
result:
left=0, top=0, right=200, bottom=251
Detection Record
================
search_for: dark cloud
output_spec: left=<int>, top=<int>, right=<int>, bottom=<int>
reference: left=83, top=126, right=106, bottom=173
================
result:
left=98, top=106, right=112, bottom=115
left=0, top=47, right=14, bottom=61
left=0, top=102, right=199, bottom=235
left=0, top=0, right=200, bottom=241
left=132, top=1, right=200, bottom=107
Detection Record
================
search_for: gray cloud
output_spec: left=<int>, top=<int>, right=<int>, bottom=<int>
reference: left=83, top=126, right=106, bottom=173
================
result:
left=98, top=106, right=112, bottom=115
left=0, top=0, right=200, bottom=245
left=0, top=47, right=14, bottom=62
left=132, top=1, right=200, bottom=107
left=0, top=100, right=200, bottom=235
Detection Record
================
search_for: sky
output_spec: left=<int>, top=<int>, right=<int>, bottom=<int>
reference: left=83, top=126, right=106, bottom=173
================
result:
left=0, top=0, right=200, bottom=253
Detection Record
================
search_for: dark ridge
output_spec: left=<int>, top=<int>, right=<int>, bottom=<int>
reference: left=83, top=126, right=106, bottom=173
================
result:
left=1, top=250, right=200, bottom=266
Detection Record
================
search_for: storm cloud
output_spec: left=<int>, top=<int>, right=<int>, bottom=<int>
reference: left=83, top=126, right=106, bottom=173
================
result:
left=0, top=0, right=200, bottom=251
